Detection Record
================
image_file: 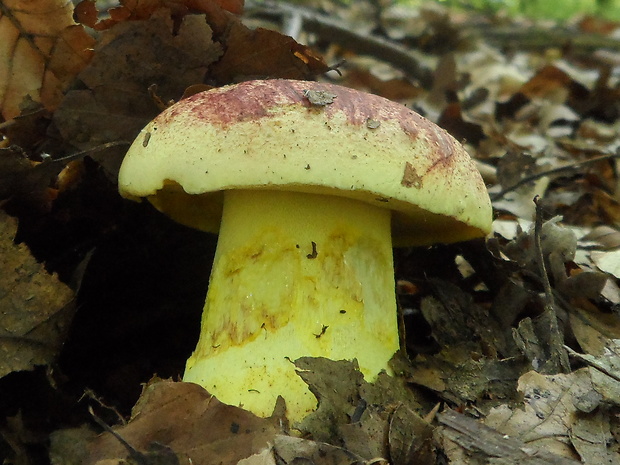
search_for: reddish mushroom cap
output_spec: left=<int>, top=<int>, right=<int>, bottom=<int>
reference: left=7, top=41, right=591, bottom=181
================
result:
left=119, top=79, right=492, bottom=245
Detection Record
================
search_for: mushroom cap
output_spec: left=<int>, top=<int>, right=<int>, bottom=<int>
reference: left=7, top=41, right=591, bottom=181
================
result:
left=118, top=79, right=492, bottom=246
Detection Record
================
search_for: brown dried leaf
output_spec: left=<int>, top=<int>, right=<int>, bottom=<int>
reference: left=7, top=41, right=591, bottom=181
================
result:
left=0, top=0, right=95, bottom=120
left=591, top=250, right=620, bottom=279
left=85, top=379, right=282, bottom=465
left=562, top=189, right=620, bottom=226
left=343, top=69, right=422, bottom=102
left=570, top=409, right=614, bottom=465
left=437, top=101, right=485, bottom=146
left=485, top=369, right=617, bottom=463
left=294, top=357, right=428, bottom=460
left=74, top=0, right=244, bottom=30
left=294, top=357, right=364, bottom=435
left=582, top=225, right=620, bottom=250
left=493, top=151, right=551, bottom=219
left=53, top=12, right=221, bottom=156
left=388, top=404, right=434, bottom=465
left=408, top=344, right=525, bottom=405
left=204, top=5, right=329, bottom=83
left=274, top=436, right=366, bottom=465
left=0, top=146, right=66, bottom=203
left=512, top=314, right=569, bottom=375
left=49, top=425, right=99, bottom=465
left=0, top=210, right=75, bottom=378
left=438, top=409, right=581, bottom=465
left=237, top=447, right=277, bottom=465
left=570, top=304, right=620, bottom=357
left=519, top=65, right=574, bottom=103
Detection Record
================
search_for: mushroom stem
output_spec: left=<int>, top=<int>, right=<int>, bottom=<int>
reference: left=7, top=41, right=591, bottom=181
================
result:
left=183, top=189, right=399, bottom=421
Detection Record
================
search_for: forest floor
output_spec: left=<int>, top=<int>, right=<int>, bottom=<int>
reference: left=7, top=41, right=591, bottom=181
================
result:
left=1, top=0, right=620, bottom=464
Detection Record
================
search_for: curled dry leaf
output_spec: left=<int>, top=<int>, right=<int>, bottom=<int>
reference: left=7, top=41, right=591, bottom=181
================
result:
left=0, top=210, right=75, bottom=378
left=0, top=0, right=94, bottom=120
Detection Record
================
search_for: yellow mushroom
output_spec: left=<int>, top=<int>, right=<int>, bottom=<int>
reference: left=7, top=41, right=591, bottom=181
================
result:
left=118, top=79, right=492, bottom=422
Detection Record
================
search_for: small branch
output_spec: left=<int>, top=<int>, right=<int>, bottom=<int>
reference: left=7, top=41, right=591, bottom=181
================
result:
left=437, top=409, right=581, bottom=465
left=533, top=196, right=570, bottom=373
left=82, top=388, right=127, bottom=426
left=244, top=0, right=434, bottom=87
left=281, top=9, right=303, bottom=39
left=50, top=141, right=131, bottom=164
left=88, top=406, right=145, bottom=463
left=564, top=345, right=620, bottom=383
left=533, top=196, right=555, bottom=313
left=491, top=152, right=620, bottom=201
left=474, top=24, right=620, bottom=53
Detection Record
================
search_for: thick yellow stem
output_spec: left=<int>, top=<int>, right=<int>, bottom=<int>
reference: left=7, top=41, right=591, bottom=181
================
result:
left=183, top=190, right=399, bottom=421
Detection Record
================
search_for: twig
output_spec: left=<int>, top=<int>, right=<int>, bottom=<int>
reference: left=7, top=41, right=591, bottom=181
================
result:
left=533, top=196, right=555, bottom=313
left=281, top=8, right=303, bottom=39
left=564, top=345, right=620, bottom=383
left=491, top=152, right=620, bottom=201
left=50, top=141, right=131, bottom=164
left=81, top=388, right=127, bottom=425
left=244, top=0, right=434, bottom=87
left=0, top=119, right=16, bottom=131
left=533, top=196, right=570, bottom=373
left=474, top=24, right=620, bottom=53
left=88, top=406, right=148, bottom=465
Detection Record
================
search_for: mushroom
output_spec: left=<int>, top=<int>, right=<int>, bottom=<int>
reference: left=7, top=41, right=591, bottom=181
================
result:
left=118, top=79, right=492, bottom=421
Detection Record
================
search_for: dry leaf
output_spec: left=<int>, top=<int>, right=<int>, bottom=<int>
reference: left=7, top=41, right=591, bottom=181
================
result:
left=484, top=369, right=612, bottom=462
left=570, top=305, right=620, bottom=356
left=294, top=357, right=364, bottom=436
left=0, top=146, right=69, bottom=205
left=204, top=4, right=329, bottom=83
left=273, top=436, right=367, bottom=465
left=438, top=409, right=581, bottom=465
left=591, top=249, right=620, bottom=279
left=53, top=11, right=222, bottom=155
left=387, top=404, right=434, bottom=465
left=492, top=151, right=551, bottom=219
left=437, top=101, right=485, bottom=146
left=293, top=357, right=428, bottom=460
left=408, top=344, right=525, bottom=405
left=569, top=339, right=620, bottom=407
left=0, top=0, right=94, bottom=120
left=74, top=0, right=244, bottom=31
left=49, top=425, right=99, bottom=465
left=519, top=65, right=575, bottom=104
left=85, top=379, right=282, bottom=465
left=237, top=447, right=277, bottom=465
left=0, top=210, right=75, bottom=378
